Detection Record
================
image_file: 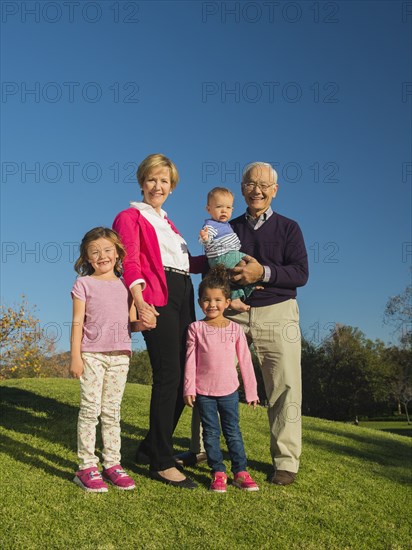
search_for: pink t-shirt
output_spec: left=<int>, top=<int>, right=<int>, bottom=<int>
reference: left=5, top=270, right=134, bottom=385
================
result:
left=71, top=276, right=131, bottom=354
left=184, top=320, right=258, bottom=403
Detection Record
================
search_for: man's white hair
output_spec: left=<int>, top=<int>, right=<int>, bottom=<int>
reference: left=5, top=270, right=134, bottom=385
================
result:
left=242, top=162, right=278, bottom=184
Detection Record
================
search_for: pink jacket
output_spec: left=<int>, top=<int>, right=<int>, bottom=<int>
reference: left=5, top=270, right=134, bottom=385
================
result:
left=113, top=207, right=206, bottom=306
left=184, top=320, right=259, bottom=403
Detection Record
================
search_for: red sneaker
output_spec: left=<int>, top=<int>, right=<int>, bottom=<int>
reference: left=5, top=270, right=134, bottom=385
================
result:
left=233, top=471, right=259, bottom=492
left=210, top=472, right=227, bottom=493
left=102, top=465, right=135, bottom=491
left=73, top=467, right=108, bottom=493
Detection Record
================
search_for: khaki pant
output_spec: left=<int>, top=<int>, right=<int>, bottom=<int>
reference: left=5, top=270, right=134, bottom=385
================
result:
left=77, top=352, right=129, bottom=470
left=190, top=299, right=302, bottom=473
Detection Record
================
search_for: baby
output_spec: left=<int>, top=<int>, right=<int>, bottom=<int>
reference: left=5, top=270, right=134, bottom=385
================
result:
left=199, top=187, right=256, bottom=312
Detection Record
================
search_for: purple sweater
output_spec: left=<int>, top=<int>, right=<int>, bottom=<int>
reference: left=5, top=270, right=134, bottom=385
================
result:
left=230, top=211, right=308, bottom=307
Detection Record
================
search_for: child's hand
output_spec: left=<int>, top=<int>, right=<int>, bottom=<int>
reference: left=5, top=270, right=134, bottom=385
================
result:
left=199, top=227, right=209, bottom=243
left=136, top=300, right=159, bottom=330
left=184, top=395, right=196, bottom=407
left=248, top=400, right=259, bottom=410
left=70, top=358, right=84, bottom=379
left=140, top=308, right=157, bottom=329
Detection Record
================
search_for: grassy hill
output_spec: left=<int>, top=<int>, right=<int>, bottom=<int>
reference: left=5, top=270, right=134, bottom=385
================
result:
left=0, top=379, right=411, bottom=550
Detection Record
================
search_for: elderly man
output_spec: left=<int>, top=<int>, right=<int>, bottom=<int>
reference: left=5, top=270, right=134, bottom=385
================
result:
left=227, top=162, right=308, bottom=485
left=177, top=162, right=308, bottom=485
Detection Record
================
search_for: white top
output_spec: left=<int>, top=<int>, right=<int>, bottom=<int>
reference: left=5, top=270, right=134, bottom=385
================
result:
left=129, top=202, right=190, bottom=288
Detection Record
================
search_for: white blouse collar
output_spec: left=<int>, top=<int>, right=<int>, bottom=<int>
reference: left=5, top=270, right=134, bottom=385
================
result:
left=130, top=201, right=167, bottom=219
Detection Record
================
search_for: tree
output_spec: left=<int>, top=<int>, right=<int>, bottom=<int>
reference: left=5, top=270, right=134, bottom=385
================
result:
left=0, top=296, right=55, bottom=379
left=303, top=325, right=393, bottom=421
left=384, top=284, right=412, bottom=347
left=383, top=284, right=412, bottom=422
left=301, top=337, right=325, bottom=417
left=384, top=346, right=412, bottom=423
left=128, top=349, right=153, bottom=385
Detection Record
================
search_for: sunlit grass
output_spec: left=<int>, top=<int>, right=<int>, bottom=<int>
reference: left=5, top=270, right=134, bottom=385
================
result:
left=359, top=420, right=411, bottom=438
left=1, top=379, right=411, bottom=550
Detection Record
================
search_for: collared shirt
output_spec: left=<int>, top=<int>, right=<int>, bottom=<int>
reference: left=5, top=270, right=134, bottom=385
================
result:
left=129, top=202, right=189, bottom=289
left=244, top=206, right=273, bottom=282
left=245, top=206, right=274, bottom=229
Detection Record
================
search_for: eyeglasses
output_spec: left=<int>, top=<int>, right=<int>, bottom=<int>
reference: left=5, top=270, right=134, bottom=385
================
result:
left=242, top=181, right=275, bottom=192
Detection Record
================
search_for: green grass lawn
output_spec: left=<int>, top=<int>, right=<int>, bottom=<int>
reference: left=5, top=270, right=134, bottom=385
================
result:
left=1, top=379, right=411, bottom=550
left=359, top=420, right=412, bottom=438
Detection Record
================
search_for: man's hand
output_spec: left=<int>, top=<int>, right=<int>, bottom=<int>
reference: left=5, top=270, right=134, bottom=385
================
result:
left=231, top=255, right=264, bottom=285
left=184, top=395, right=196, bottom=407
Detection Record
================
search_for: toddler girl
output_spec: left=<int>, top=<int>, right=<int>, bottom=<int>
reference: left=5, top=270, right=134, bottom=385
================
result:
left=183, top=266, right=259, bottom=492
left=70, top=227, right=153, bottom=492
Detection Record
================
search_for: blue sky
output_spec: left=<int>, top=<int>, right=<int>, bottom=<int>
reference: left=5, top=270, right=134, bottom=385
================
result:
left=1, top=0, right=411, bottom=351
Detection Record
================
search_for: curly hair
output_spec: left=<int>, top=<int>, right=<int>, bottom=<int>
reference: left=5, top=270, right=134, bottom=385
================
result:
left=198, top=264, right=231, bottom=300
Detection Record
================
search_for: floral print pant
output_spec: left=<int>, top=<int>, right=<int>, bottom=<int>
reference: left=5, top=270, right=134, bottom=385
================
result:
left=77, top=352, right=130, bottom=470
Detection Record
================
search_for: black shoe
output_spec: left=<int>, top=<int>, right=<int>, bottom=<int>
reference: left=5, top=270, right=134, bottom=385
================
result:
left=150, top=471, right=198, bottom=490
left=174, top=451, right=207, bottom=467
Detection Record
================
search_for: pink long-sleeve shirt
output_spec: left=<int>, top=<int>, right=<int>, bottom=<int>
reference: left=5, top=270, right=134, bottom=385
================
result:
left=113, top=206, right=206, bottom=306
left=184, top=320, right=258, bottom=403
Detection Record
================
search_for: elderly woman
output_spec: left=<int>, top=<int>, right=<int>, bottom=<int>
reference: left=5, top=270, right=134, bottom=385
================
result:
left=113, top=153, right=205, bottom=489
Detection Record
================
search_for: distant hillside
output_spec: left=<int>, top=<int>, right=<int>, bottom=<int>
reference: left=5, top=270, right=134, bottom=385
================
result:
left=43, top=351, right=71, bottom=377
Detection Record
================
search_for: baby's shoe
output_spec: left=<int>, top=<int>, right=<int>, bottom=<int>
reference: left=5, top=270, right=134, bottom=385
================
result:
left=73, top=467, right=108, bottom=493
left=233, top=471, right=259, bottom=492
left=210, top=472, right=227, bottom=493
left=102, top=464, right=135, bottom=490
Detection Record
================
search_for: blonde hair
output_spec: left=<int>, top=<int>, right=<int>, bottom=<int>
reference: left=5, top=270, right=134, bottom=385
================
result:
left=74, top=227, right=126, bottom=277
left=136, top=153, right=179, bottom=191
left=207, top=186, right=234, bottom=203
left=242, top=162, right=278, bottom=185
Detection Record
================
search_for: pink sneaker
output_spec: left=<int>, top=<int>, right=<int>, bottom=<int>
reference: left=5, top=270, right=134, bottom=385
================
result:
left=102, top=465, right=135, bottom=490
left=233, top=471, right=259, bottom=492
left=210, top=472, right=227, bottom=493
left=73, top=467, right=108, bottom=493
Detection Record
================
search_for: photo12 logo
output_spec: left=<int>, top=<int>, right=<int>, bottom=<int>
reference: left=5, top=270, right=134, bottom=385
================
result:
left=402, top=162, right=412, bottom=183
left=201, top=81, right=340, bottom=104
left=1, top=2, right=140, bottom=24
left=2, top=241, right=80, bottom=264
left=201, top=161, right=340, bottom=185
left=1, top=82, right=140, bottom=104
left=201, top=1, right=340, bottom=24
left=1, top=161, right=139, bottom=185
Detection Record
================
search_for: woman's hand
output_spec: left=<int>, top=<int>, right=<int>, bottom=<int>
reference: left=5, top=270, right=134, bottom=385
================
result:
left=70, top=357, right=84, bottom=379
left=131, top=284, right=159, bottom=330
left=136, top=300, right=159, bottom=329
left=139, top=306, right=158, bottom=329
left=248, top=400, right=259, bottom=410
left=184, top=395, right=196, bottom=407
left=231, top=255, right=264, bottom=285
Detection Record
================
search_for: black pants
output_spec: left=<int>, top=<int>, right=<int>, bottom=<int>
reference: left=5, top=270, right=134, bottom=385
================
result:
left=140, top=271, right=195, bottom=471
